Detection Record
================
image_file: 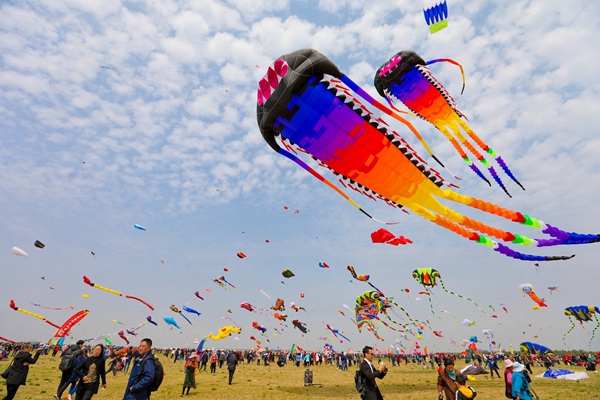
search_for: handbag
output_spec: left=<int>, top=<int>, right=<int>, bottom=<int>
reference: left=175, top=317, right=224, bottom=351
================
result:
left=1, top=358, right=15, bottom=379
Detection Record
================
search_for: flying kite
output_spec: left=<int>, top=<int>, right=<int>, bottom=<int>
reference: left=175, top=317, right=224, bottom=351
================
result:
left=371, top=228, right=412, bottom=246
left=240, top=303, right=255, bottom=312
left=520, top=342, right=554, bottom=357
left=347, top=266, right=370, bottom=283
left=412, top=268, right=490, bottom=317
left=117, top=331, right=130, bottom=344
left=249, top=336, right=262, bottom=347
left=256, top=49, right=600, bottom=261
left=374, top=50, right=521, bottom=197
left=423, top=1, right=449, bottom=34
left=319, top=262, right=330, bottom=268
left=170, top=305, right=193, bottom=326
left=519, top=284, right=548, bottom=309
left=237, top=252, right=246, bottom=259
left=217, top=276, right=238, bottom=290
left=271, top=298, right=285, bottom=311
left=9, top=300, right=60, bottom=329
left=548, top=286, right=560, bottom=294
left=482, top=329, right=493, bottom=340
left=461, top=319, right=476, bottom=327
left=83, top=276, right=154, bottom=309
left=354, top=290, right=422, bottom=338
left=282, top=269, right=295, bottom=278
left=292, top=320, right=308, bottom=334
left=182, top=305, right=201, bottom=316
left=563, top=305, right=600, bottom=349
left=164, top=317, right=181, bottom=329
left=34, top=240, right=45, bottom=249
left=146, top=316, right=158, bottom=326
left=433, top=330, right=443, bottom=338
left=12, top=247, right=27, bottom=257
left=207, top=325, right=241, bottom=340
left=133, top=224, right=146, bottom=231
left=326, top=324, right=351, bottom=342
left=252, top=322, right=267, bottom=333
left=212, top=278, right=227, bottom=289
left=274, top=313, right=287, bottom=321
left=52, top=310, right=89, bottom=339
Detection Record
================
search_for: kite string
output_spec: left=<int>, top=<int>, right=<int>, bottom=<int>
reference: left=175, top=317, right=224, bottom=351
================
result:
left=581, top=264, right=600, bottom=282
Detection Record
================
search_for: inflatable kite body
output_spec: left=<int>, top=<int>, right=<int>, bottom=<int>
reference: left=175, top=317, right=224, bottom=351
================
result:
left=520, top=341, right=554, bottom=357
left=146, top=316, right=158, bottom=325
left=424, top=1, right=448, bottom=34
left=12, top=247, right=28, bottom=257
left=292, top=319, right=308, bottom=334
left=256, top=49, right=600, bottom=261
left=274, top=313, right=287, bottom=321
left=326, top=324, right=351, bottom=342
left=9, top=300, right=60, bottom=329
left=412, top=268, right=489, bottom=316
left=164, top=317, right=181, bottom=329
left=374, top=50, right=522, bottom=196
left=170, top=305, right=193, bottom=326
left=519, top=284, right=548, bottom=308
left=563, top=305, right=600, bottom=349
left=252, top=322, right=267, bottom=333
left=271, top=298, right=285, bottom=311
left=53, top=310, right=89, bottom=338
left=207, top=325, right=241, bottom=340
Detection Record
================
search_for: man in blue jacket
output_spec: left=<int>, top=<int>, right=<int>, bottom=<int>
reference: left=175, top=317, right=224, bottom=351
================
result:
left=123, top=338, right=155, bottom=400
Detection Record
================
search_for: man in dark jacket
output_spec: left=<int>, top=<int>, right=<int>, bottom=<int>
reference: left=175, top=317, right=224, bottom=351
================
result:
left=226, top=351, right=239, bottom=385
left=199, top=351, right=209, bottom=371
left=359, top=346, right=388, bottom=400
left=54, top=340, right=84, bottom=400
left=4, top=342, right=42, bottom=400
left=123, top=338, right=155, bottom=400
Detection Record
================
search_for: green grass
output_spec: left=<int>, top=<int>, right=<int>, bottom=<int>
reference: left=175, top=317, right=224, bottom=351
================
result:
left=0, top=356, right=598, bottom=399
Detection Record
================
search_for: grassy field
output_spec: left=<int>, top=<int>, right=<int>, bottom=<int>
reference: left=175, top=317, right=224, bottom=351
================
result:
left=1, top=355, right=599, bottom=399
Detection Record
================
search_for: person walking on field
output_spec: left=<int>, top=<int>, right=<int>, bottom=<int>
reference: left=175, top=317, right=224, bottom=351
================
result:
left=503, top=359, right=515, bottom=399
left=2, top=343, right=42, bottom=400
left=511, top=362, right=532, bottom=400
left=55, top=340, right=85, bottom=400
left=181, top=351, right=198, bottom=396
left=438, top=358, right=459, bottom=400
left=227, top=351, right=239, bottom=385
left=73, top=344, right=106, bottom=400
left=359, top=346, right=388, bottom=400
left=209, top=352, right=218, bottom=373
left=123, top=339, right=155, bottom=400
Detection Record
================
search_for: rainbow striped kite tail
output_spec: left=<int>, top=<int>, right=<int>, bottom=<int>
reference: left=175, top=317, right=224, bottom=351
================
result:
left=541, top=224, right=600, bottom=246
left=495, top=156, right=525, bottom=191
left=488, top=166, right=512, bottom=197
left=493, top=243, right=574, bottom=261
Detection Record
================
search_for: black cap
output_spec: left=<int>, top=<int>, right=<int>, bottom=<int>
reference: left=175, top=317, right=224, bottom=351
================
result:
left=76, top=340, right=85, bottom=345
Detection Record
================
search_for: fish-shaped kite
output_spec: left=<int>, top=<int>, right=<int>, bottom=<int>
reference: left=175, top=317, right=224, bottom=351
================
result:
left=519, top=284, right=548, bottom=309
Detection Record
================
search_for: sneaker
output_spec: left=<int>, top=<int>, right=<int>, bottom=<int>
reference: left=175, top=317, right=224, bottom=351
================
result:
left=54, top=395, right=60, bottom=400
left=66, top=395, right=71, bottom=400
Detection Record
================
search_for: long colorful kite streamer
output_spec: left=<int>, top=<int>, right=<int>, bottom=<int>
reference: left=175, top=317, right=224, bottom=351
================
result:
left=83, top=276, right=154, bottom=310
left=9, top=300, right=60, bottom=329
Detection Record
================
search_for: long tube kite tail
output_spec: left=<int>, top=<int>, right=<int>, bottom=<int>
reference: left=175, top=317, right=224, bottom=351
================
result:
left=438, top=277, right=491, bottom=316
left=563, top=316, right=576, bottom=348
left=590, top=312, right=600, bottom=350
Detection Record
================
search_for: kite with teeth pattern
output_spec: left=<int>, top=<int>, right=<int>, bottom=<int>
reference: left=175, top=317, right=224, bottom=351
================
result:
left=374, top=50, right=523, bottom=197
left=256, top=49, right=600, bottom=261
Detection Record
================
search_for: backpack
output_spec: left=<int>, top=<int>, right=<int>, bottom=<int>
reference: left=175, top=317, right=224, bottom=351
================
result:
left=354, top=369, right=366, bottom=398
left=58, top=347, right=81, bottom=372
left=138, top=355, right=164, bottom=392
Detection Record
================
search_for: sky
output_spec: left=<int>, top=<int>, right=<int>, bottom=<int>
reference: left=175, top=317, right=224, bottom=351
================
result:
left=1, top=0, right=599, bottom=353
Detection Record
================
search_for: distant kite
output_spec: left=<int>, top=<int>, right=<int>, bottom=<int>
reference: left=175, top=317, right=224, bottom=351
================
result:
left=423, top=1, right=449, bottom=34
left=34, top=240, right=45, bottom=249
left=371, top=228, right=412, bottom=246
left=282, top=269, right=295, bottom=278
left=519, top=283, right=548, bottom=309
left=83, top=276, right=154, bottom=310
left=237, top=252, right=246, bottom=259
left=12, top=247, right=28, bottom=257
left=133, top=224, right=146, bottom=231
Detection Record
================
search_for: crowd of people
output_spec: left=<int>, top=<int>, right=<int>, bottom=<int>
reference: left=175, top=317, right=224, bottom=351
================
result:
left=1, top=340, right=598, bottom=399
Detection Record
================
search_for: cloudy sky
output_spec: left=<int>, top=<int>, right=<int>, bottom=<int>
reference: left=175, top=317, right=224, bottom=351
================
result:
left=1, top=0, right=599, bottom=353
